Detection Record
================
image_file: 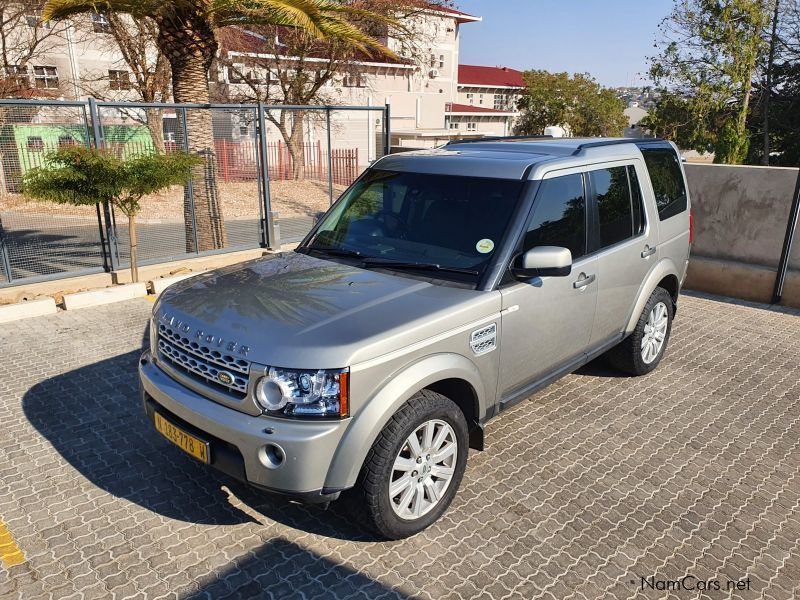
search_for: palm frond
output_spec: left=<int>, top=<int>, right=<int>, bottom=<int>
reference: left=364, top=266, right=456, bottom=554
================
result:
left=43, top=0, right=162, bottom=20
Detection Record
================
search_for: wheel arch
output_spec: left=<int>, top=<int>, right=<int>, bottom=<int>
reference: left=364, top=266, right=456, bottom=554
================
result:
left=324, top=353, right=487, bottom=490
left=624, top=258, right=681, bottom=334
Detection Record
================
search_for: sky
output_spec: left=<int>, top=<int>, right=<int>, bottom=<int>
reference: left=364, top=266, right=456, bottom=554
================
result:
left=454, top=0, right=676, bottom=88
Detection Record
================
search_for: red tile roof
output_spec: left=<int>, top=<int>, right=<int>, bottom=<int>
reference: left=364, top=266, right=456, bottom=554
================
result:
left=458, top=64, right=525, bottom=88
left=446, top=103, right=514, bottom=114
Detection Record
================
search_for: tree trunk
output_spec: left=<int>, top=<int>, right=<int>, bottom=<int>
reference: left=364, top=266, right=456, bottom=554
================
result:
left=145, top=108, right=166, bottom=154
left=763, top=0, right=781, bottom=166
left=128, top=213, right=138, bottom=283
left=286, top=111, right=307, bottom=180
left=156, top=13, right=226, bottom=253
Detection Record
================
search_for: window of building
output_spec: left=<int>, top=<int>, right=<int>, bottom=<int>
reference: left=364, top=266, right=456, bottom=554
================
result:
left=343, top=73, right=365, bottom=87
left=438, top=55, right=445, bottom=68
left=108, top=70, right=131, bottom=91
left=524, top=174, right=586, bottom=260
left=58, top=135, right=78, bottom=148
left=494, top=94, right=508, bottom=110
left=239, top=126, right=249, bottom=136
left=449, top=122, right=460, bottom=130
left=466, top=93, right=474, bottom=105
left=638, top=145, right=688, bottom=220
left=227, top=65, right=245, bottom=84
left=91, top=12, right=111, bottom=33
left=590, top=167, right=635, bottom=249
left=26, top=136, right=45, bottom=152
left=25, top=11, right=49, bottom=29
left=33, top=66, right=59, bottom=89
left=478, top=94, right=484, bottom=105
left=6, top=65, right=28, bottom=86
left=466, top=122, right=477, bottom=131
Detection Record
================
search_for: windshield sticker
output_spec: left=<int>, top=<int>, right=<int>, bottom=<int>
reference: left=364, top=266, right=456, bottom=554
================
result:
left=476, top=238, right=495, bottom=254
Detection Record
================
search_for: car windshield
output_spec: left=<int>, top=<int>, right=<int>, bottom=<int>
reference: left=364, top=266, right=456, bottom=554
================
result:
left=302, top=169, right=525, bottom=281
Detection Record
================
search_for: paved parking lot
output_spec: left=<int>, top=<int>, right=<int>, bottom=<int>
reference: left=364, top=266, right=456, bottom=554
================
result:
left=1, top=292, right=799, bottom=599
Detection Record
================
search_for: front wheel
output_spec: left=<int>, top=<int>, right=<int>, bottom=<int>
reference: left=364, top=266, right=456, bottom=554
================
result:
left=608, top=286, right=674, bottom=376
left=353, top=390, right=469, bottom=539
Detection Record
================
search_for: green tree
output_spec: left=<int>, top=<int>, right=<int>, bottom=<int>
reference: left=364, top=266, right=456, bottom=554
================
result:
left=513, top=71, right=627, bottom=137
left=647, top=0, right=773, bottom=164
left=42, top=0, right=396, bottom=252
left=23, top=146, right=202, bottom=283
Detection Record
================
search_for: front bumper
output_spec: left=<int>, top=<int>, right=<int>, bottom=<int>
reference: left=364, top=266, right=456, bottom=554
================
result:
left=138, top=352, right=350, bottom=502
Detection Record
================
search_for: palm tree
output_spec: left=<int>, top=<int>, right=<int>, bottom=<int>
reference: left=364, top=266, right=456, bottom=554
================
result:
left=42, top=0, right=396, bottom=252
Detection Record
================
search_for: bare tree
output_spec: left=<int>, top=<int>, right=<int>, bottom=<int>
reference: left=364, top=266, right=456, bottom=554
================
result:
left=213, top=1, right=451, bottom=179
left=0, top=1, right=69, bottom=98
left=78, top=14, right=171, bottom=153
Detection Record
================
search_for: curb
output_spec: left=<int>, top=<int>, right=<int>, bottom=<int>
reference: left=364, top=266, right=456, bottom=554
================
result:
left=0, top=298, right=58, bottom=324
left=150, top=273, right=201, bottom=296
left=62, top=282, right=148, bottom=310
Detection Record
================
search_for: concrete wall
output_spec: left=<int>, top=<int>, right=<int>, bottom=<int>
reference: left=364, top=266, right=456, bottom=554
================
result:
left=683, top=163, right=800, bottom=307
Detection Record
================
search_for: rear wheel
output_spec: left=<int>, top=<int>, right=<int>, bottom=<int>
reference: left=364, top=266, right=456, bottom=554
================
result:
left=608, top=286, right=673, bottom=375
left=354, top=390, right=469, bottom=539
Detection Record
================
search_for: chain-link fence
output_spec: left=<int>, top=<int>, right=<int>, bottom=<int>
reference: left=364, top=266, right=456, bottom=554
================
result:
left=0, top=98, right=388, bottom=287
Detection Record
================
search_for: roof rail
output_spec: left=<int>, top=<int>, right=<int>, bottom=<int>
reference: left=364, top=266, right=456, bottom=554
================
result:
left=446, top=135, right=553, bottom=145
left=571, top=137, right=665, bottom=155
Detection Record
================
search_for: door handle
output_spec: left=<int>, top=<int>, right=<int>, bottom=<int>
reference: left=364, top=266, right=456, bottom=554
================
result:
left=641, top=245, right=656, bottom=258
left=573, top=273, right=595, bottom=289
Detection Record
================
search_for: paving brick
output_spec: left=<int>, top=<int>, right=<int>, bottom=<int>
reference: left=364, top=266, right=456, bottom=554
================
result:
left=0, top=294, right=799, bottom=599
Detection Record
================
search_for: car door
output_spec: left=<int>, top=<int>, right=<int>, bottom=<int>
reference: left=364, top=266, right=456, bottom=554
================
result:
left=587, top=162, right=658, bottom=349
left=497, top=171, right=598, bottom=404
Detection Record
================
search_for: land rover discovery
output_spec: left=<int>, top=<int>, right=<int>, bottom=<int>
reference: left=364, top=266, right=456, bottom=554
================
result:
left=139, top=137, right=691, bottom=539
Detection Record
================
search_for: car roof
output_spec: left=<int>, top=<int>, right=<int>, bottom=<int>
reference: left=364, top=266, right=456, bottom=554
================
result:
left=375, top=137, right=669, bottom=181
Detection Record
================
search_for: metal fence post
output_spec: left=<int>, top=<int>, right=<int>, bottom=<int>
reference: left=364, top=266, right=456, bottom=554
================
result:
left=180, top=107, right=200, bottom=254
left=326, top=107, right=334, bottom=206
left=772, top=168, right=800, bottom=304
left=256, top=102, right=278, bottom=249
left=88, top=97, right=120, bottom=271
left=0, top=221, right=13, bottom=283
left=384, top=103, right=391, bottom=156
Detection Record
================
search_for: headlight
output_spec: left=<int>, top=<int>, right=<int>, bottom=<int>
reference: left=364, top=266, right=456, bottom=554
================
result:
left=254, top=367, right=349, bottom=418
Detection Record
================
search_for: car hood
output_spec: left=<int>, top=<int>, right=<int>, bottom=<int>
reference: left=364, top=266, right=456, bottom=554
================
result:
left=157, top=252, right=499, bottom=368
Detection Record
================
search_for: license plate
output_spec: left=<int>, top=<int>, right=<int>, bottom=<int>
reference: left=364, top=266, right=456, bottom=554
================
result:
left=154, top=412, right=210, bottom=464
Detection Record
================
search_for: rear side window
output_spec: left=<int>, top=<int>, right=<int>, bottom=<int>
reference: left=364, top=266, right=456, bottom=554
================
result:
left=638, top=145, right=687, bottom=221
left=590, top=167, right=633, bottom=248
left=524, top=174, right=586, bottom=260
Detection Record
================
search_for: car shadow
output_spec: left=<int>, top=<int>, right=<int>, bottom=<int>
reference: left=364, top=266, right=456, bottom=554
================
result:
left=21, top=335, right=377, bottom=540
left=574, top=355, right=630, bottom=379
left=182, top=537, right=416, bottom=599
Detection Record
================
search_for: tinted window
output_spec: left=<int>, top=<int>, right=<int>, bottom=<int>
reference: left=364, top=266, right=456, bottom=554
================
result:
left=591, top=167, right=633, bottom=248
left=628, top=165, right=646, bottom=236
left=639, top=145, right=687, bottom=220
left=524, top=174, right=586, bottom=260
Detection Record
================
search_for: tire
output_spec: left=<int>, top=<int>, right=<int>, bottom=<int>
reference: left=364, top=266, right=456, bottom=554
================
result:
left=608, top=286, right=674, bottom=376
left=353, top=389, right=469, bottom=540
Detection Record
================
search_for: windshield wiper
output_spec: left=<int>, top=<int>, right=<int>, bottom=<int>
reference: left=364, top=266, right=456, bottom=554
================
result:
left=362, top=258, right=479, bottom=276
left=304, top=246, right=366, bottom=259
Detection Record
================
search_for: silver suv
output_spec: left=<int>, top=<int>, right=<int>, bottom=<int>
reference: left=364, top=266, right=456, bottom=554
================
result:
left=139, top=137, right=691, bottom=539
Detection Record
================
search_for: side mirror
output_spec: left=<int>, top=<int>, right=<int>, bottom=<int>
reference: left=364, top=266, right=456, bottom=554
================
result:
left=511, top=246, right=572, bottom=279
left=314, top=211, right=325, bottom=224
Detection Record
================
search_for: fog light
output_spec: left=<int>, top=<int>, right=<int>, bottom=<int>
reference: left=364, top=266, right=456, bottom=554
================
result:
left=258, top=443, right=285, bottom=469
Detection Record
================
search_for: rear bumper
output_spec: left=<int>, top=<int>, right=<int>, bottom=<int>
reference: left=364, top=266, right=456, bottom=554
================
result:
left=139, top=351, right=350, bottom=503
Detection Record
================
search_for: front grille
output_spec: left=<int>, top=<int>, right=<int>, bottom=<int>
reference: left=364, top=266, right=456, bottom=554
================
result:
left=157, top=322, right=250, bottom=396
